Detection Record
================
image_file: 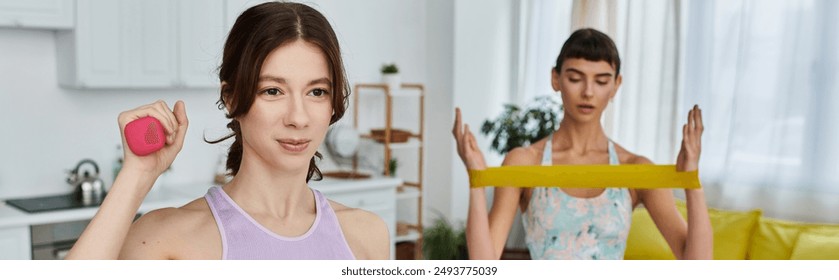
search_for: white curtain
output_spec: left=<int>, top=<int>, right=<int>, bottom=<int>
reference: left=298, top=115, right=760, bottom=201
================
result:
left=610, top=0, right=683, bottom=164
left=517, top=0, right=684, bottom=164
left=515, top=0, right=573, bottom=106
left=683, top=0, right=839, bottom=222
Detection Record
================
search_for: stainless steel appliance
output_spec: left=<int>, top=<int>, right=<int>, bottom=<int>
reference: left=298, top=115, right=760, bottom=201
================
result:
left=30, top=219, right=91, bottom=260
left=65, top=159, right=106, bottom=206
left=5, top=159, right=107, bottom=213
left=29, top=214, right=140, bottom=260
left=5, top=193, right=103, bottom=213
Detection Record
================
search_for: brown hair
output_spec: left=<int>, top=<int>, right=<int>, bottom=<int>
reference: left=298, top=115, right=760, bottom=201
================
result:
left=555, top=28, right=621, bottom=78
left=207, top=2, right=349, bottom=182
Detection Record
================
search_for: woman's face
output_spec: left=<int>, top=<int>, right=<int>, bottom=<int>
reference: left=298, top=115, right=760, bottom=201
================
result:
left=552, top=58, right=622, bottom=123
left=238, top=39, right=334, bottom=173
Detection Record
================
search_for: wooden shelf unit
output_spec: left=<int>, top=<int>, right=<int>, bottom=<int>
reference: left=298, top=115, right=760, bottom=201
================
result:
left=352, top=82, right=425, bottom=259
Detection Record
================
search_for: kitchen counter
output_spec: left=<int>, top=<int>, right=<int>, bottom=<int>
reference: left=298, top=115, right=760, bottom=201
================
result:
left=0, top=176, right=402, bottom=228
left=0, top=186, right=196, bottom=228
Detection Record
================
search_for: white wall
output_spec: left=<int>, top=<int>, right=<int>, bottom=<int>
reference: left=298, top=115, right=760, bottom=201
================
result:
left=423, top=0, right=455, bottom=225
left=448, top=0, right=518, bottom=223
left=0, top=0, right=431, bottom=200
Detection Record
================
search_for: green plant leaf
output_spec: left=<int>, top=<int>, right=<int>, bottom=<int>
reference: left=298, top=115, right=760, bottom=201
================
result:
left=381, top=63, right=399, bottom=74
left=479, top=95, right=563, bottom=154
left=423, top=219, right=467, bottom=260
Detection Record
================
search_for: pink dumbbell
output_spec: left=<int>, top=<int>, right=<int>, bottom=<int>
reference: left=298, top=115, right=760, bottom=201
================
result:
left=124, top=116, right=165, bottom=156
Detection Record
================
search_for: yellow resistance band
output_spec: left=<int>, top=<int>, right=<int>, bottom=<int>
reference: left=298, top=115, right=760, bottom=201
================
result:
left=468, top=165, right=699, bottom=189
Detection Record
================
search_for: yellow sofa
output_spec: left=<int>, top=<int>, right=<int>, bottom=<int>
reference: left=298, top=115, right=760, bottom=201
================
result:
left=624, top=202, right=839, bottom=260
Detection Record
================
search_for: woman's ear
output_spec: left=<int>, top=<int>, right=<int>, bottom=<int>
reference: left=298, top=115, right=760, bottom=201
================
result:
left=551, top=68, right=561, bottom=92
left=220, top=81, right=233, bottom=113
left=611, top=74, right=623, bottom=100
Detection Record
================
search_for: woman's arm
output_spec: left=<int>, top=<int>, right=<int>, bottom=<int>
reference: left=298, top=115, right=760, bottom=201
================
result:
left=65, top=100, right=189, bottom=259
left=453, top=108, right=522, bottom=260
left=641, top=105, right=712, bottom=260
left=467, top=162, right=525, bottom=260
left=640, top=187, right=712, bottom=259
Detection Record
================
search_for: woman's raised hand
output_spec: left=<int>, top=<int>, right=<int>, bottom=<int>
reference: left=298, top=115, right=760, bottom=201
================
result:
left=452, top=107, right=487, bottom=171
left=117, top=100, right=189, bottom=177
left=676, top=105, right=703, bottom=172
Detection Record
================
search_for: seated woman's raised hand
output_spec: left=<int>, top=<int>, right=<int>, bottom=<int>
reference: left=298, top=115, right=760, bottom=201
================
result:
left=676, top=105, right=703, bottom=172
left=452, top=107, right=487, bottom=172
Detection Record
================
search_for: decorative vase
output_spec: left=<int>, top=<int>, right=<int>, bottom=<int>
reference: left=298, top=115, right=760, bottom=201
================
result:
left=382, top=73, right=401, bottom=92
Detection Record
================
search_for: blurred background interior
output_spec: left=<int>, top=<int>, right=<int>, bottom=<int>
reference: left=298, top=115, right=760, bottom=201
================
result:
left=1, top=0, right=837, bottom=260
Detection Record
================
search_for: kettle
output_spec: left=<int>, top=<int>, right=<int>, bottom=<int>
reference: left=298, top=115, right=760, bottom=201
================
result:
left=66, top=159, right=106, bottom=205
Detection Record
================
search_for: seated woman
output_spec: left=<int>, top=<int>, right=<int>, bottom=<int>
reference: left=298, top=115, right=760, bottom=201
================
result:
left=452, top=28, right=712, bottom=260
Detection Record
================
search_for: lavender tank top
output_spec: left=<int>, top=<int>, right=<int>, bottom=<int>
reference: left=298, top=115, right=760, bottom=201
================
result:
left=204, top=186, right=356, bottom=260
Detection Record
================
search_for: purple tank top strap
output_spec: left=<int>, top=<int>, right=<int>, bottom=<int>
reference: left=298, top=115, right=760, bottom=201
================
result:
left=204, top=186, right=355, bottom=259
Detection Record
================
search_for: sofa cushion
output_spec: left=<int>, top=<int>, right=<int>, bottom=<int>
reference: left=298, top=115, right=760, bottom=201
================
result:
left=789, top=228, right=839, bottom=260
left=625, top=201, right=761, bottom=260
left=751, top=218, right=839, bottom=260
left=624, top=207, right=676, bottom=260
left=704, top=206, right=762, bottom=259
left=749, top=218, right=802, bottom=259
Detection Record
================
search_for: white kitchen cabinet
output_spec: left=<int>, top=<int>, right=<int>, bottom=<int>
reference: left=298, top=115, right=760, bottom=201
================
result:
left=0, top=226, right=31, bottom=260
left=56, top=0, right=123, bottom=88
left=57, top=0, right=177, bottom=88
left=328, top=187, right=396, bottom=241
left=130, top=0, right=178, bottom=88
left=57, top=0, right=224, bottom=89
left=0, top=0, right=74, bottom=29
left=178, top=0, right=225, bottom=88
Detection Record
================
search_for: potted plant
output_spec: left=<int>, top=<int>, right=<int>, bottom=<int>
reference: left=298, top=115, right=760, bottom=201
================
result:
left=422, top=214, right=468, bottom=260
left=380, top=63, right=400, bottom=90
left=480, top=95, right=563, bottom=154
left=387, top=158, right=398, bottom=177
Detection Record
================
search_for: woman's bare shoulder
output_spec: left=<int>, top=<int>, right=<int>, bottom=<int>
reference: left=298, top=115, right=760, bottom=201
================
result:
left=119, top=197, right=220, bottom=259
left=611, top=142, right=654, bottom=164
left=139, top=197, right=214, bottom=230
left=504, top=137, right=548, bottom=166
left=329, top=200, right=389, bottom=260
